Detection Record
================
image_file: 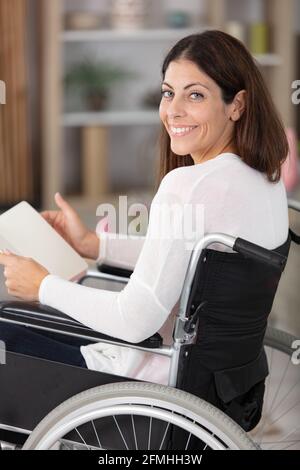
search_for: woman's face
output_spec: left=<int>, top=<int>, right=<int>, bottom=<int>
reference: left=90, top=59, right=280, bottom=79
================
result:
left=159, top=59, right=237, bottom=164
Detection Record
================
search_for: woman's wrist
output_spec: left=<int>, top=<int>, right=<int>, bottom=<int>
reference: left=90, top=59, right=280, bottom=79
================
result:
left=79, top=230, right=100, bottom=260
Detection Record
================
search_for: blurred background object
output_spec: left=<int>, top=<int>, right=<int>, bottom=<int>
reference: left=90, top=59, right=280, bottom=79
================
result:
left=64, top=11, right=103, bottom=30
left=249, top=22, right=268, bottom=54
left=224, top=21, right=247, bottom=43
left=282, top=128, right=300, bottom=195
left=0, top=0, right=35, bottom=208
left=165, top=10, right=192, bottom=29
left=111, top=0, right=148, bottom=30
left=65, top=58, right=135, bottom=111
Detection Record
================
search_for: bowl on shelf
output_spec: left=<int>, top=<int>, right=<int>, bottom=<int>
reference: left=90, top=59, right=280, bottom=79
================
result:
left=64, top=11, right=103, bottom=31
left=165, top=10, right=191, bottom=29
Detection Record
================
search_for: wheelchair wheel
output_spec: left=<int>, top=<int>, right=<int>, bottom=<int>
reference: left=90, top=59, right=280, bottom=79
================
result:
left=250, top=326, right=300, bottom=450
left=23, top=382, right=257, bottom=450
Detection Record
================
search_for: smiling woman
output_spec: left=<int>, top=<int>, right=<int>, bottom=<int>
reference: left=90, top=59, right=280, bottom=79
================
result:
left=0, top=30, right=290, bottom=404
left=157, top=30, right=288, bottom=189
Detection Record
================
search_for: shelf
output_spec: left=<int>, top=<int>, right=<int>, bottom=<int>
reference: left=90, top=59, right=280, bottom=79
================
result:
left=62, top=109, right=160, bottom=127
left=61, top=29, right=281, bottom=68
left=253, top=53, right=282, bottom=66
left=61, top=27, right=208, bottom=42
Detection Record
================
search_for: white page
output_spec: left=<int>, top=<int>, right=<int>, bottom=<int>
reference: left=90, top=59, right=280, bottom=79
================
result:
left=0, top=201, right=88, bottom=281
left=0, top=233, right=21, bottom=255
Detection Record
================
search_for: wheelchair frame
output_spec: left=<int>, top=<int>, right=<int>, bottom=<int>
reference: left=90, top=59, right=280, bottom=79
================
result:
left=0, top=199, right=298, bottom=449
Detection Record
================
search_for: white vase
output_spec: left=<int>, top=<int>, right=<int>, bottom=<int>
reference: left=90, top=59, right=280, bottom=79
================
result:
left=111, top=0, right=147, bottom=30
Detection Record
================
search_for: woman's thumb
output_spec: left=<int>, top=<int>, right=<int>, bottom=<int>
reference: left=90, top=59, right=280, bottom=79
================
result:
left=55, top=192, right=72, bottom=213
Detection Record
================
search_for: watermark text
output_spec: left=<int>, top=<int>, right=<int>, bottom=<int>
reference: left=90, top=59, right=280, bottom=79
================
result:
left=292, top=339, right=300, bottom=365
left=0, top=340, right=6, bottom=365
left=291, top=80, right=300, bottom=104
left=0, top=80, right=6, bottom=104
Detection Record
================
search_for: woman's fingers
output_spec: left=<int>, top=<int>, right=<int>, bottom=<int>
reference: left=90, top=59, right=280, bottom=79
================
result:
left=41, top=210, right=58, bottom=225
left=0, top=252, right=20, bottom=268
left=55, top=192, right=75, bottom=216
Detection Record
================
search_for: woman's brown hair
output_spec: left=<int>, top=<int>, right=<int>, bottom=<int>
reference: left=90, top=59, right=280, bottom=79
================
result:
left=156, top=30, right=288, bottom=189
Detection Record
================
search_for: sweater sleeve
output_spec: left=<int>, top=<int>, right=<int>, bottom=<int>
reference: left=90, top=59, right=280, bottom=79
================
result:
left=39, top=171, right=199, bottom=344
left=96, top=231, right=146, bottom=271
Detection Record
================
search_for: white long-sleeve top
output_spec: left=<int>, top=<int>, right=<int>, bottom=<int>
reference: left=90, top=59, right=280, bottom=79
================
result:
left=39, top=153, right=289, bottom=383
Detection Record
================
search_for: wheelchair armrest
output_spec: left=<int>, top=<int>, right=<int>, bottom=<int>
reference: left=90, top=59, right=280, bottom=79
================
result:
left=78, top=265, right=132, bottom=285
left=0, top=300, right=163, bottom=349
left=98, top=264, right=133, bottom=279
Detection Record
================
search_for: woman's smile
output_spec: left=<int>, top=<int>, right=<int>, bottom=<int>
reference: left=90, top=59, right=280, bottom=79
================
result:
left=169, top=125, right=198, bottom=137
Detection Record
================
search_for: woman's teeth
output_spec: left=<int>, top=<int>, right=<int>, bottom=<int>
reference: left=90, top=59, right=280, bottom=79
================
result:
left=170, top=126, right=198, bottom=136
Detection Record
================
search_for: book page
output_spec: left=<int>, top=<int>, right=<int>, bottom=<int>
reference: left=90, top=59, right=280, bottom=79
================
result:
left=0, top=233, right=21, bottom=255
left=0, top=201, right=88, bottom=280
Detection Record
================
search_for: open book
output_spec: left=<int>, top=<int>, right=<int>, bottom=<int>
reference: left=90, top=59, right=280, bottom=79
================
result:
left=0, top=201, right=88, bottom=281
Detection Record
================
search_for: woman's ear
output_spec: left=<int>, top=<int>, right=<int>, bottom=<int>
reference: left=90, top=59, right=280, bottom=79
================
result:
left=230, top=90, right=246, bottom=121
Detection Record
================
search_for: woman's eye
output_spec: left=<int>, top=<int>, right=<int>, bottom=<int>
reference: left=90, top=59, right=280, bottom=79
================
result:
left=161, top=90, right=173, bottom=99
left=190, top=92, right=204, bottom=100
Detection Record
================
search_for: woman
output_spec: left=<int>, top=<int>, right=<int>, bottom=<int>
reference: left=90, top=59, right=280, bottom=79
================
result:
left=0, top=31, right=289, bottom=385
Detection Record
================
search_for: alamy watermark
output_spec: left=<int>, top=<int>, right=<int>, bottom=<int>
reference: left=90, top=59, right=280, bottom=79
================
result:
left=291, top=80, right=300, bottom=104
left=0, top=340, right=6, bottom=365
left=96, top=196, right=205, bottom=251
left=0, top=80, right=6, bottom=104
left=292, top=339, right=300, bottom=365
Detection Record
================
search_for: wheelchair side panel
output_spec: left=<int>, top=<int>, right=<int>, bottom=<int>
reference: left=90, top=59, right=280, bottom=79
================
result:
left=0, top=351, right=134, bottom=433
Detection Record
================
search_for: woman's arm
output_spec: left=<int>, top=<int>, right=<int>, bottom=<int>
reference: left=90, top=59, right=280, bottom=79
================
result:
left=96, top=231, right=146, bottom=271
left=39, top=174, right=195, bottom=343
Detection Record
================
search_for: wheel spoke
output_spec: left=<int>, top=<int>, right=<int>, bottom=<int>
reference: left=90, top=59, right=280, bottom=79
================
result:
left=91, top=420, right=103, bottom=450
left=159, top=417, right=172, bottom=450
left=269, top=377, right=300, bottom=414
left=254, top=344, right=300, bottom=446
left=75, top=427, right=90, bottom=450
left=148, top=411, right=152, bottom=450
left=113, top=416, right=129, bottom=450
left=267, top=354, right=291, bottom=415
left=131, top=415, right=138, bottom=450
left=267, top=425, right=300, bottom=450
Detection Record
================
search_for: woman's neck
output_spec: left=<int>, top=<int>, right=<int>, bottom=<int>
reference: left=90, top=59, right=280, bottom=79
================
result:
left=191, top=140, right=237, bottom=165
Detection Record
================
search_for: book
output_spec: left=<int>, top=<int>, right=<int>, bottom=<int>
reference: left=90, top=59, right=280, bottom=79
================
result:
left=0, top=201, right=88, bottom=281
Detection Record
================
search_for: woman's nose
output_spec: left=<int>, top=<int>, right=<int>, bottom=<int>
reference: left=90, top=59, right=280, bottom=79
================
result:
left=166, top=97, right=187, bottom=119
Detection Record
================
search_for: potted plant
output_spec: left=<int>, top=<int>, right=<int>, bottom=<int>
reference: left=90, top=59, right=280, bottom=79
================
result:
left=65, top=59, right=135, bottom=111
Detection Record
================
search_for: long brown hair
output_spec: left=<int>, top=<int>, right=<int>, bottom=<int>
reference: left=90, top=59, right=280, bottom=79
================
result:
left=155, top=30, right=288, bottom=190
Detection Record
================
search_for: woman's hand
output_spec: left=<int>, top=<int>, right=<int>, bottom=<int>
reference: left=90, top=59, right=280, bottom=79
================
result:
left=0, top=250, right=49, bottom=301
left=41, top=193, right=100, bottom=260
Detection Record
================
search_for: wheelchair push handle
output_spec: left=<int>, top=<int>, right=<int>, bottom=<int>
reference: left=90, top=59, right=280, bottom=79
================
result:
left=232, top=237, right=287, bottom=270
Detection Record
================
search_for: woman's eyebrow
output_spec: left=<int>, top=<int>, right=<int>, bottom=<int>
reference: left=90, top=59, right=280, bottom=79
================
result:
left=162, top=81, right=209, bottom=90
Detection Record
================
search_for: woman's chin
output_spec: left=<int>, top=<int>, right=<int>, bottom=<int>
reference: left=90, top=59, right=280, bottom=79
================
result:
left=171, top=143, right=192, bottom=156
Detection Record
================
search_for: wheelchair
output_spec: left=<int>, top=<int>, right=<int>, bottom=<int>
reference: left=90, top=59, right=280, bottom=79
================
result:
left=0, top=200, right=299, bottom=450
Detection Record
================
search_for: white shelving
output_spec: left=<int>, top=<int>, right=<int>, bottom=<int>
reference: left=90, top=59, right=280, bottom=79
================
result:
left=62, top=28, right=282, bottom=68
left=62, top=110, right=160, bottom=127
left=61, top=27, right=207, bottom=42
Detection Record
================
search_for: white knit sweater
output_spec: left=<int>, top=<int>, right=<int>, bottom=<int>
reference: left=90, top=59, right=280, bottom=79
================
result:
left=39, top=153, right=289, bottom=383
